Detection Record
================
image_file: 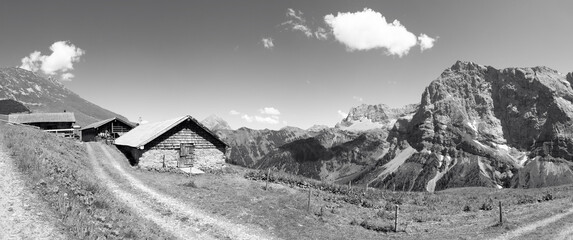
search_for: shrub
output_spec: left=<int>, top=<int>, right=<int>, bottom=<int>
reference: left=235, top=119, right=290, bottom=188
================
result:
left=541, top=193, right=554, bottom=201
left=463, top=205, right=472, bottom=212
left=479, top=199, right=494, bottom=211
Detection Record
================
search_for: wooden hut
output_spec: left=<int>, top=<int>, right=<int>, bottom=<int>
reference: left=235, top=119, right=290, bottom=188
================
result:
left=81, top=117, right=135, bottom=142
left=8, top=112, right=75, bottom=129
left=8, top=112, right=77, bottom=138
left=114, top=115, right=227, bottom=171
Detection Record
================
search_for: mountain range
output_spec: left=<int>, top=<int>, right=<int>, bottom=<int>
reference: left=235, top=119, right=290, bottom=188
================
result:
left=205, top=61, right=573, bottom=192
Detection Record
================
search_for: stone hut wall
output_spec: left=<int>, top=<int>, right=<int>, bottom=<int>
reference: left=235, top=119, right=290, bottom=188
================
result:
left=139, top=150, right=180, bottom=168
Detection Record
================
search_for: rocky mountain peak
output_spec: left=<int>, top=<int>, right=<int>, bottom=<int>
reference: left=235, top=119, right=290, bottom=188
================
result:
left=201, top=114, right=232, bottom=131
left=307, top=124, right=329, bottom=132
left=336, top=103, right=417, bottom=131
left=448, top=60, right=488, bottom=72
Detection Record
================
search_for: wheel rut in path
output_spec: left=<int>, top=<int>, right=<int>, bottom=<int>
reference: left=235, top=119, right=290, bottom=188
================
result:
left=89, top=143, right=276, bottom=240
left=491, top=206, right=573, bottom=240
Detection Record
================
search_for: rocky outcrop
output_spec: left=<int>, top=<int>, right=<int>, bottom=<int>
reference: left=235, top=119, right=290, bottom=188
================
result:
left=364, top=61, right=573, bottom=191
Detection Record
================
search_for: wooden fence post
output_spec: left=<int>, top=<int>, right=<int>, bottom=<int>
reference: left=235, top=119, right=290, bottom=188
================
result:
left=307, top=188, right=312, bottom=212
left=499, top=201, right=503, bottom=225
left=265, top=168, right=270, bottom=190
left=394, top=205, right=399, bottom=232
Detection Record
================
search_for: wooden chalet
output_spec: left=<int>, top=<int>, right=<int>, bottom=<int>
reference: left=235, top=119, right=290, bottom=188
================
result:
left=8, top=112, right=77, bottom=138
left=114, top=115, right=227, bottom=171
left=81, top=117, right=135, bottom=142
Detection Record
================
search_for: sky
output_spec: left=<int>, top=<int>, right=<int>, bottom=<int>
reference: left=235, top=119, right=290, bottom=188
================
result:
left=1, top=0, right=572, bottom=130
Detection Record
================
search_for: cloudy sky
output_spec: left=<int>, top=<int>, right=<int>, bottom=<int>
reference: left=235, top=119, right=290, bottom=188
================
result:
left=1, top=0, right=572, bottom=129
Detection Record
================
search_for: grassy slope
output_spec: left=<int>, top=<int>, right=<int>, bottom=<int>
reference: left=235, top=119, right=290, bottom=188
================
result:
left=103, top=144, right=573, bottom=239
left=0, top=123, right=172, bottom=239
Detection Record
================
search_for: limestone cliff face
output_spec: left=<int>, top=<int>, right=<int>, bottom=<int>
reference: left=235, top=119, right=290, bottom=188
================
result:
left=366, top=61, right=573, bottom=191
left=336, top=104, right=417, bottom=131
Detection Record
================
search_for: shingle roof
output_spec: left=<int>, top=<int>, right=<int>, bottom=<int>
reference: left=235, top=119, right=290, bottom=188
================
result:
left=81, top=117, right=135, bottom=130
left=114, top=115, right=226, bottom=149
left=8, top=112, right=76, bottom=124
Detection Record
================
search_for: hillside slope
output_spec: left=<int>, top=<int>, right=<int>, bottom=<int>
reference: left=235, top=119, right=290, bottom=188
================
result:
left=0, top=67, right=128, bottom=126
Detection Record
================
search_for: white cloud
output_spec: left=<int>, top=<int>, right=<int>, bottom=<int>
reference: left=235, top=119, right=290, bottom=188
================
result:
left=337, top=110, right=347, bottom=118
left=241, top=114, right=280, bottom=124
left=19, top=41, right=85, bottom=80
left=61, top=73, right=74, bottom=81
left=292, top=24, right=312, bottom=38
left=241, top=114, right=254, bottom=122
left=287, top=8, right=304, bottom=22
left=262, top=37, right=274, bottom=49
left=282, top=8, right=328, bottom=40
left=324, top=8, right=435, bottom=57
left=353, top=96, right=363, bottom=102
left=229, top=110, right=240, bottom=115
left=255, top=115, right=279, bottom=124
left=259, top=107, right=281, bottom=115
left=20, top=51, right=42, bottom=72
left=418, top=33, right=436, bottom=51
left=315, top=27, right=329, bottom=40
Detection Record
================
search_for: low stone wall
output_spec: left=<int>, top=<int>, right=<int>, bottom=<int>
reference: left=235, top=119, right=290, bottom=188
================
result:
left=138, top=148, right=226, bottom=171
left=139, top=150, right=179, bottom=168
left=194, top=148, right=226, bottom=171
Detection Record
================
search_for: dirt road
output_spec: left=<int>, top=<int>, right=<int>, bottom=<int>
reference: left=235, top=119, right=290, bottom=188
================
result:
left=491, top=206, right=573, bottom=240
left=86, top=142, right=276, bottom=240
left=0, top=141, right=65, bottom=239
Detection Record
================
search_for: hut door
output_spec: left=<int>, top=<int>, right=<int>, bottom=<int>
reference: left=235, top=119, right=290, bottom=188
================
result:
left=179, top=143, right=195, bottom=167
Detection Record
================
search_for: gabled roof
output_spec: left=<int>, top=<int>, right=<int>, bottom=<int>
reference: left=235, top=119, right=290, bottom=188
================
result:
left=9, top=112, right=75, bottom=124
left=81, top=117, right=136, bottom=130
left=114, top=115, right=227, bottom=149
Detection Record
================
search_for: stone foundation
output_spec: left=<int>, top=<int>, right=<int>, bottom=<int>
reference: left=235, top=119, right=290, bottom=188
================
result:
left=139, top=150, right=179, bottom=168
left=138, top=148, right=226, bottom=171
left=193, top=148, right=226, bottom=171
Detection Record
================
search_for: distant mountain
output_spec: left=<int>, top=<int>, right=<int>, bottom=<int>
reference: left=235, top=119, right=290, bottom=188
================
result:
left=336, top=104, right=417, bottom=131
left=217, top=126, right=311, bottom=167
left=0, top=67, right=129, bottom=126
left=307, top=125, right=329, bottom=132
left=201, top=114, right=232, bottom=132
left=223, top=61, right=573, bottom=191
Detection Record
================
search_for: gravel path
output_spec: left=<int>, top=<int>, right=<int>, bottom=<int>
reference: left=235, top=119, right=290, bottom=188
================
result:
left=0, top=141, right=65, bottom=240
left=88, top=142, right=276, bottom=240
left=491, top=206, right=573, bottom=240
